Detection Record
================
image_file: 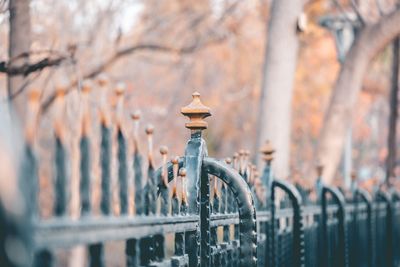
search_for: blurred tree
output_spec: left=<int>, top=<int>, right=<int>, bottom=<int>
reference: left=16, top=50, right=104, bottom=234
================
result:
left=7, top=0, right=31, bottom=121
left=317, top=4, right=400, bottom=184
left=255, top=0, right=304, bottom=179
left=386, top=37, right=399, bottom=181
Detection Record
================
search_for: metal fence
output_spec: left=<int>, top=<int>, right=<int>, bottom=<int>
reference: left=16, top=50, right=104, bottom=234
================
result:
left=0, top=87, right=399, bottom=267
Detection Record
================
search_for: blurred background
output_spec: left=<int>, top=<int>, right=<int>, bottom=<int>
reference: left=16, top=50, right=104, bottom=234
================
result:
left=1, top=0, right=399, bottom=196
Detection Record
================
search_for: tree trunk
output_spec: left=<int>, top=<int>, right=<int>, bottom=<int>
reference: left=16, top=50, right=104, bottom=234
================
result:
left=255, top=0, right=303, bottom=179
left=386, top=38, right=399, bottom=181
left=8, top=0, right=31, bottom=122
left=317, top=9, right=400, bottom=184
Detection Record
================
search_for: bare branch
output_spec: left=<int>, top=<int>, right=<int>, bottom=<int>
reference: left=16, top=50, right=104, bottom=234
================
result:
left=350, top=0, right=366, bottom=25
left=40, top=34, right=226, bottom=113
left=0, top=56, right=67, bottom=76
left=332, top=0, right=354, bottom=23
left=375, top=0, right=384, bottom=16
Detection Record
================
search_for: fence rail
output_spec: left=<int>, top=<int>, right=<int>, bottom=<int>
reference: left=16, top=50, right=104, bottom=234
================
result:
left=0, top=86, right=399, bottom=267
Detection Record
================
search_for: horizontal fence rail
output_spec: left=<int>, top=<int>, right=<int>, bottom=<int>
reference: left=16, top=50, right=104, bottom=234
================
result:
left=0, top=86, right=399, bottom=267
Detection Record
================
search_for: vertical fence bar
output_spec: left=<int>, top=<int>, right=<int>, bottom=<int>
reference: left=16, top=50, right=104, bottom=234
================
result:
left=354, top=188, right=373, bottom=267
left=321, top=186, right=348, bottom=267
left=376, top=190, right=393, bottom=267
left=154, top=146, right=169, bottom=262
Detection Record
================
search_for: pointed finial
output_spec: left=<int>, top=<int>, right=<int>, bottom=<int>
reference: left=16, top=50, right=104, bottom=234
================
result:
left=260, top=140, right=275, bottom=162
left=181, top=92, right=211, bottom=131
left=130, top=110, right=141, bottom=153
left=146, top=124, right=154, bottom=167
left=179, top=168, right=187, bottom=204
left=160, top=146, right=168, bottom=186
left=171, top=156, right=179, bottom=197
left=81, top=81, right=92, bottom=136
left=97, top=73, right=109, bottom=86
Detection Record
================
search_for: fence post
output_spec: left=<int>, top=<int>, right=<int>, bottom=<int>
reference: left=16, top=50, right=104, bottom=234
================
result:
left=181, top=92, right=211, bottom=267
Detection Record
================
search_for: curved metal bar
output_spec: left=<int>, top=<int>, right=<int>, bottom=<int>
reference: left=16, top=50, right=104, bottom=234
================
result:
left=202, top=157, right=257, bottom=267
left=354, top=188, right=373, bottom=267
left=321, top=186, right=348, bottom=267
left=271, top=179, right=305, bottom=267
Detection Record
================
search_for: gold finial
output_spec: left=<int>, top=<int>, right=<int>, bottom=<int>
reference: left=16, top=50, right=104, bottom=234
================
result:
left=131, top=110, right=141, bottom=121
left=114, top=82, right=126, bottom=96
left=181, top=92, right=211, bottom=130
left=97, top=74, right=109, bottom=86
left=260, top=140, right=275, bottom=162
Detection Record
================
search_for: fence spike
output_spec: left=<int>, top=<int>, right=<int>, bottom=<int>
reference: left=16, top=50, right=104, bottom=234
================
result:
left=145, top=124, right=154, bottom=168
left=53, top=86, right=67, bottom=141
left=179, top=168, right=187, bottom=212
left=114, top=82, right=126, bottom=130
left=97, top=75, right=110, bottom=127
left=160, top=146, right=169, bottom=187
left=130, top=110, right=141, bottom=153
left=25, top=89, right=41, bottom=144
left=171, top=156, right=179, bottom=198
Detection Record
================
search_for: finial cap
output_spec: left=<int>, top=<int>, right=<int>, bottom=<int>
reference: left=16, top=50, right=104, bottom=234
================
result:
left=97, top=74, right=109, bottom=86
left=171, top=156, right=179, bottom=164
left=145, top=124, right=154, bottom=135
left=181, top=92, right=211, bottom=130
left=260, top=140, right=275, bottom=161
left=81, top=80, right=92, bottom=93
left=115, top=82, right=126, bottom=96
left=179, top=168, right=187, bottom=177
left=131, top=110, right=141, bottom=120
left=160, top=146, right=168, bottom=155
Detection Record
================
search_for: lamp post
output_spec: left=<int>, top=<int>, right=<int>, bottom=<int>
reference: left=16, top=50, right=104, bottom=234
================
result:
left=320, top=13, right=359, bottom=189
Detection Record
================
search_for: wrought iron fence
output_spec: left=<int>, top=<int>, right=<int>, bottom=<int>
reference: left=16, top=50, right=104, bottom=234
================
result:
left=0, top=84, right=400, bottom=267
